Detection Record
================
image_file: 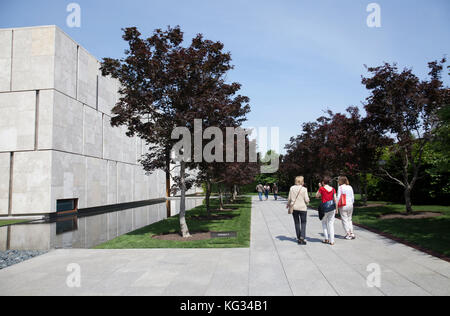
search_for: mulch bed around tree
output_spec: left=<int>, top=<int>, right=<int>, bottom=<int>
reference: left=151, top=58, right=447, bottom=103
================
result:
left=209, top=208, right=239, bottom=212
left=190, top=214, right=236, bottom=221
left=379, top=212, right=443, bottom=220
left=152, top=232, right=212, bottom=241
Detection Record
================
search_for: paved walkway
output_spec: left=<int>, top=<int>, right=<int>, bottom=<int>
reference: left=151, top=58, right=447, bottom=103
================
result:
left=0, top=196, right=449, bottom=296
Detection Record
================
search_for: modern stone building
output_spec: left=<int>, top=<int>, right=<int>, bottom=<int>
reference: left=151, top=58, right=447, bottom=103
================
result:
left=0, top=25, right=197, bottom=219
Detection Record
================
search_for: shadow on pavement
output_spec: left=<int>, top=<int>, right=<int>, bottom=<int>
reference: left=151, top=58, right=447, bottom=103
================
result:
left=276, top=235, right=324, bottom=244
left=276, top=236, right=298, bottom=243
left=305, top=237, right=323, bottom=243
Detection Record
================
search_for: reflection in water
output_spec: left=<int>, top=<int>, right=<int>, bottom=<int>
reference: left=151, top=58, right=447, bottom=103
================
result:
left=56, top=215, right=78, bottom=235
left=0, top=197, right=204, bottom=251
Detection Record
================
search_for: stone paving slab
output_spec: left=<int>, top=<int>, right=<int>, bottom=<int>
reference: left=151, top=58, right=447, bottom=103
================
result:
left=0, top=196, right=448, bottom=296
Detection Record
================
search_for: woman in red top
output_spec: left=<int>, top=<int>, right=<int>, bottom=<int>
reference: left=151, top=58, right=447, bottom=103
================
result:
left=316, top=176, right=338, bottom=245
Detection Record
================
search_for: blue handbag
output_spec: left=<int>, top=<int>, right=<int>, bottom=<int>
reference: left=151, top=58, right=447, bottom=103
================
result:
left=321, top=200, right=336, bottom=213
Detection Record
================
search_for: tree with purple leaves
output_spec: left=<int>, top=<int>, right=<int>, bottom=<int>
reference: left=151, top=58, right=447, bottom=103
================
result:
left=101, top=26, right=250, bottom=237
left=363, top=59, right=449, bottom=213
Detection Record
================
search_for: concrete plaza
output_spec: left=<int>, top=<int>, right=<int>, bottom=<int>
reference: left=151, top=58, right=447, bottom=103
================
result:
left=0, top=196, right=449, bottom=296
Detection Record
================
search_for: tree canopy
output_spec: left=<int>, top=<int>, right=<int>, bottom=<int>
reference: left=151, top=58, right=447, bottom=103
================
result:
left=101, top=26, right=251, bottom=236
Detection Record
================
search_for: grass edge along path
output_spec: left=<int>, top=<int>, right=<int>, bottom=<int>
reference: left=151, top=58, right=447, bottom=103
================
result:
left=95, top=196, right=252, bottom=249
left=351, top=203, right=450, bottom=260
left=351, top=221, right=450, bottom=262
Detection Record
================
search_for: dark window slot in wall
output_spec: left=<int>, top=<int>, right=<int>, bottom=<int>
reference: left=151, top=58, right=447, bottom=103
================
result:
left=56, top=198, right=78, bottom=216
left=57, top=199, right=77, bottom=212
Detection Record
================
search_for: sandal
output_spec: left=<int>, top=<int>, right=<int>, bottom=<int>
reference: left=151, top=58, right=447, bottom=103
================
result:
left=322, top=240, right=329, bottom=244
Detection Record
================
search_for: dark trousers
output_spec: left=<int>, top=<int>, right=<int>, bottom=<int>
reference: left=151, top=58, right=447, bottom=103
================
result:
left=292, top=211, right=307, bottom=240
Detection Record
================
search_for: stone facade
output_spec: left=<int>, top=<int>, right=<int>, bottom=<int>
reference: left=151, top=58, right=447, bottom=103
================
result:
left=0, top=25, right=194, bottom=217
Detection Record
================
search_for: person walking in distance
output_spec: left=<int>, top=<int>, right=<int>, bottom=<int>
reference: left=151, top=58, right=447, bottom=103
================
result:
left=256, top=183, right=264, bottom=201
left=337, top=176, right=356, bottom=240
left=316, top=176, right=338, bottom=245
left=287, top=176, right=310, bottom=245
left=264, top=184, right=270, bottom=201
left=273, top=183, right=279, bottom=200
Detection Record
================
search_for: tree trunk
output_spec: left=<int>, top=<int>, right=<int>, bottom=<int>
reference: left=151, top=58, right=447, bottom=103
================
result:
left=179, top=161, right=191, bottom=237
left=402, top=147, right=413, bottom=214
left=165, top=154, right=171, bottom=218
left=205, top=180, right=212, bottom=218
left=228, top=186, right=235, bottom=203
left=219, top=185, right=224, bottom=211
left=404, top=186, right=413, bottom=214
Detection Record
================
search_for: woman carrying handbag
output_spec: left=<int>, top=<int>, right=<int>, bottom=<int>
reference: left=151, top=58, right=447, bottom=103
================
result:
left=338, top=176, right=356, bottom=240
left=316, top=176, right=338, bottom=245
left=287, top=176, right=310, bottom=245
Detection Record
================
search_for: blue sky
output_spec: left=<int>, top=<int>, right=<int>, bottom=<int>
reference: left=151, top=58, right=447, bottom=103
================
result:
left=1, top=0, right=449, bottom=153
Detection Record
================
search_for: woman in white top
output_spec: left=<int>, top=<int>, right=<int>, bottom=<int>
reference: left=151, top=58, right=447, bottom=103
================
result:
left=287, top=176, right=310, bottom=245
left=337, top=176, right=356, bottom=240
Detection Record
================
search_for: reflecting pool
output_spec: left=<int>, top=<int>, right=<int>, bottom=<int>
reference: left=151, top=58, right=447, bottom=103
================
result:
left=0, top=197, right=204, bottom=250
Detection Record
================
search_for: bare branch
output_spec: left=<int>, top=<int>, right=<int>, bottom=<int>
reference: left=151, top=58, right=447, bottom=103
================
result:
left=170, top=164, right=180, bottom=172
left=380, top=167, right=406, bottom=188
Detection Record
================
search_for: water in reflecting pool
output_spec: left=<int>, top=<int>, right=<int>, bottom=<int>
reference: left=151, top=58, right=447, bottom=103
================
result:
left=0, top=197, right=204, bottom=250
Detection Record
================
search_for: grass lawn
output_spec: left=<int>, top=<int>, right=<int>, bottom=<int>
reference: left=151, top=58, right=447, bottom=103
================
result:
left=95, top=196, right=252, bottom=249
left=0, top=219, right=29, bottom=227
left=352, top=203, right=450, bottom=257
